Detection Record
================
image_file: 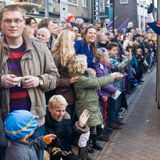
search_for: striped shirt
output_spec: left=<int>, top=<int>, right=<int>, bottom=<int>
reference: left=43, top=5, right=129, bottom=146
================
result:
left=7, top=43, right=31, bottom=112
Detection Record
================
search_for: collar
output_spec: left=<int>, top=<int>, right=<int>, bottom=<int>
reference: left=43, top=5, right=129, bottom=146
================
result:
left=2, top=32, right=33, bottom=52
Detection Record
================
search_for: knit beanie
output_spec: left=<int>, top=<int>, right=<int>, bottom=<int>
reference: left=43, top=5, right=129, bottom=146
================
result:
left=4, top=110, right=39, bottom=140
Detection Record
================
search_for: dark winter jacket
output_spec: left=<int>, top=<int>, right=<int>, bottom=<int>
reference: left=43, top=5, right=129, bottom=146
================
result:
left=45, top=109, right=88, bottom=152
left=149, top=21, right=160, bottom=35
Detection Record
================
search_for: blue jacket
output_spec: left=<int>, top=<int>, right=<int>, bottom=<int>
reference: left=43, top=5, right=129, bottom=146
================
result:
left=149, top=21, right=160, bottom=35
left=74, top=40, right=94, bottom=68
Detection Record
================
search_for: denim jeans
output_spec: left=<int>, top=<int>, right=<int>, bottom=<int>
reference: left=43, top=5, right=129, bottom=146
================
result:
left=108, top=96, right=121, bottom=124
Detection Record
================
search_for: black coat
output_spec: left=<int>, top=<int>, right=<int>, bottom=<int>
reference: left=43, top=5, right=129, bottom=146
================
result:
left=45, top=110, right=82, bottom=152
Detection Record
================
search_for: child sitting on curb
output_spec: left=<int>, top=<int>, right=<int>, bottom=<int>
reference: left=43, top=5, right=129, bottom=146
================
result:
left=4, top=110, right=56, bottom=160
left=45, top=95, right=90, bottom=160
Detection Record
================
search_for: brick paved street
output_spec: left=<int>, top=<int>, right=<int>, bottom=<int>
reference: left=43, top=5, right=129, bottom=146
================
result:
left=96, top=68, right=160, bottom=160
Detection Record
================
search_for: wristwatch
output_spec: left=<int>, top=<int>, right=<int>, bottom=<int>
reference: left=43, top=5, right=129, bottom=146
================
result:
left=38, top=77, right=44, bottom=86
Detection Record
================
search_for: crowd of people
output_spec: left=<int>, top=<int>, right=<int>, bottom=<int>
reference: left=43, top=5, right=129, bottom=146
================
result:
left=0, top=4, right=157, bottom=160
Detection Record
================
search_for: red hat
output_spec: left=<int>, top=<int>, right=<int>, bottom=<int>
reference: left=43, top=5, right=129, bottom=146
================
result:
left=66, top=13, right=75, bottom=23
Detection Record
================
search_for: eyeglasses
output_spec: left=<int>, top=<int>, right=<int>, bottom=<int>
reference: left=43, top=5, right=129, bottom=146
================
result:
left=2, top=18, right=24, bottom=25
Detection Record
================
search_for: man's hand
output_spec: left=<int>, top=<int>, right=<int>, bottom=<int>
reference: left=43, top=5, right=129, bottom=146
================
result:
left=110, top=72, right=124, bottom=80
left=22, top=76, right=40, bottom=88
left=78, top=109, right=90, bottom=128
left=1, top=74, right=21, bottom=88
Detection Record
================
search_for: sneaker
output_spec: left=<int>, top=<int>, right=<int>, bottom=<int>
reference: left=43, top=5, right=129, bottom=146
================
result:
left=104, top=126, right=113, bottom=133
left=92, top=143, right=102, bottom=150
left=88, top=145, right=94, bottom=153
left=118, top=115, right=123, bottom=119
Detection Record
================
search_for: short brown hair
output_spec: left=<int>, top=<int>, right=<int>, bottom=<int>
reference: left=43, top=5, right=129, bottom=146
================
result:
left=107, top=42, right=118, bottom=50
left=38, top=18, right=52, bottom=29
left=0, top=5, right=26, bottom=22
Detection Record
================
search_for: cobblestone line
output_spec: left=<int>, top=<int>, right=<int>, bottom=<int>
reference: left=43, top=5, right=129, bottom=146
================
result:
left=96, top=68, right=160, bottom=160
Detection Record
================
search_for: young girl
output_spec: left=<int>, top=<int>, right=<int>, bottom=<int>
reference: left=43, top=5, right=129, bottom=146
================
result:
left=93, top=48, right=120, bottom=131
left=67, top=55, right=123, bottom=150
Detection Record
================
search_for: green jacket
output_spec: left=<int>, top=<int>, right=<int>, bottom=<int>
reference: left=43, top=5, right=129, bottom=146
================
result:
left=0, top=33, right=59, bottom=120
left=73, top=73, right=114, bottom=127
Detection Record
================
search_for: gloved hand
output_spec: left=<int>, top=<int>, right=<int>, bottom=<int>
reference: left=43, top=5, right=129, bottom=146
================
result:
left=78, top=131, right=90, bottom=148
left=147, top=3, right=154, bottom=14
left=43, top=134, right=56, bottom=145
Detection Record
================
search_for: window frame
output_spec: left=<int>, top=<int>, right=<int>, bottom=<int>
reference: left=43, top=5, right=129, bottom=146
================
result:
left=120, top=0, right=129, bottom=4
left=82, top=0, right=87, bottom=7
left=67, top=0, right=78, bottom=6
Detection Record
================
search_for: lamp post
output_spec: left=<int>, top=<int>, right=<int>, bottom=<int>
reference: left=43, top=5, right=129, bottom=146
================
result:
left=157, top=0, right=160, bottom=108
left=45, top=0, right=49, bottom=18
left=112, top=0, right=115, bottom=35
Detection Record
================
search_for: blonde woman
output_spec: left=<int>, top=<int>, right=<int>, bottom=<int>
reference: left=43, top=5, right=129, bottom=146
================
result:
left=51, top=30, right=79, bottom=126
left=67, top=55, right=123, bottom=150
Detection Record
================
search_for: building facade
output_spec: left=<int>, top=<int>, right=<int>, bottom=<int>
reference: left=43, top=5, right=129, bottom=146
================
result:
left=3, top=0, right=93, bottom=23
left=114, top=0, right=153, bottom=32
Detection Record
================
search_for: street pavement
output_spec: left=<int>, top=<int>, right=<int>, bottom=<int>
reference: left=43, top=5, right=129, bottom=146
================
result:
left=95, top=68, right=160, bottom=160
